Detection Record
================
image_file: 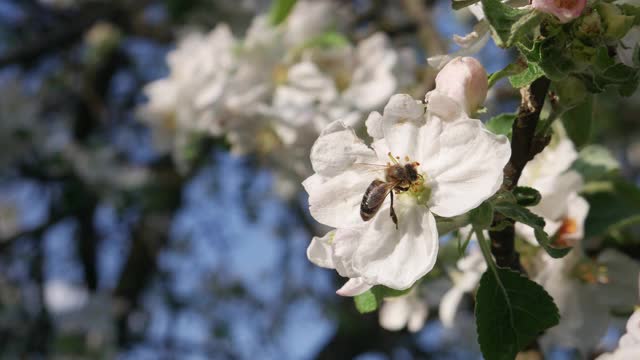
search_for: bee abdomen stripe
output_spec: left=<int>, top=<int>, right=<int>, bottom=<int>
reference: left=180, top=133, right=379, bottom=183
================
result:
left=360, top=180, right=387, bottom=221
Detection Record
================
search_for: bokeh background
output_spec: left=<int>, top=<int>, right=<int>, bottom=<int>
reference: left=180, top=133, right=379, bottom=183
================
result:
left=1, top=0, right=639, bottom=359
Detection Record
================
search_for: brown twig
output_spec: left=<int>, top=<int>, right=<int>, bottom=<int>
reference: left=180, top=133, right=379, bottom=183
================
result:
left=489, top=76, right=551, bottom=271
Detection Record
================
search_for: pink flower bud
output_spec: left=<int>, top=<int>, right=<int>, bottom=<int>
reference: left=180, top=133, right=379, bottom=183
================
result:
left=433, top=56, right=488, bottom=115
left=532, top=0, right=587, bottom=24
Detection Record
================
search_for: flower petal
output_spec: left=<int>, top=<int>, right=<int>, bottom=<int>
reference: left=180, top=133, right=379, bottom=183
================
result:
left=381, top=94, right=426, bottom=160
left=439, top=287, right=464, bottom=328
left=336, top=277, right=372, bottom=296
left=424, top=92, right=463, bottom=123
left=560, top=193, right=589, bottom=244
left=306, top=230, right=335, bottom=269
left=303, top=170, right=375, bottom=228
left=353, top=202, right=438, bottom=290
left=424, top=118, right=511, bottom=218
left=379, top=296, right=411, bottom=331
left=309, top=120, right=378, bottom=177
left=407, top=299, right=428, bottom=333
left=519, top=135, right=578, bottom=188
left=530, top=170, right=583, bottom=222
left=345, top=73, right=397, bottom=112
left=365, top=111, right=384, bottom=140
left=332, top=227, right=364, bottom=278
left=538, top=274, right=609, bottom=355
left=624, top=310, right=640, bottom=345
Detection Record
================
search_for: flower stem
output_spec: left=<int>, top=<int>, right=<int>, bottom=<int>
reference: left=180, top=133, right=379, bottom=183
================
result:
left=475, top=227, right=498, bottom=278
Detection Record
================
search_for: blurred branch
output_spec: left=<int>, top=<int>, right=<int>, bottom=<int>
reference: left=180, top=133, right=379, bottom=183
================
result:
left=24, top=237, right=53, bottom=356
left=401, top=0, right=448, bottom=93
left=0, top=0, right=170, bottom=69
left=0, top=3, right=118, bottom=68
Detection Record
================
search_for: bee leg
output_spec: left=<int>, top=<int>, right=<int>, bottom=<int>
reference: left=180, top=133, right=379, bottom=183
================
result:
left=390, top=191, right=398, bottom=229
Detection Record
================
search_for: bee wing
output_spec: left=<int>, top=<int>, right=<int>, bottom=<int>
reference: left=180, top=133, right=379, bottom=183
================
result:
left=350, top=162, right=388, bottom=174
left=360, top=180, right=400, bottom=221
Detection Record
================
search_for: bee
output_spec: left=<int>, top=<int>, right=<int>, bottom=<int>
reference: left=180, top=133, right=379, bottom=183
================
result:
left=360, top=153, right=421, bottom=229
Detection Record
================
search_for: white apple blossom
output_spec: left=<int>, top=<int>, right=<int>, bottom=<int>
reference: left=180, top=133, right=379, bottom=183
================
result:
left=138, top=24, right=236, bottom=147
left=138, top=1, right=417, bottom=194
left=218, top=0, right=335, bottom=128
left=516, top=130, right=588, bottom=246
left=379, top=290, right=428, bottom=332
left=537, top=249, right=640, bottom=355
left=536, top=248, right=609, bottom=354
left=304, top=83, right=510, bottom=291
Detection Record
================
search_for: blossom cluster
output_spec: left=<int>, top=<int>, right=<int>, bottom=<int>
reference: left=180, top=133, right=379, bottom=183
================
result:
left=138, top=1, right=416, bottom=195
left=305, top=57, right=511, bottom=294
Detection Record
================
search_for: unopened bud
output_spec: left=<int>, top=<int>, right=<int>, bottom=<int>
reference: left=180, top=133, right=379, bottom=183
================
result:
left=531, top=0, right=587, bottom=24
left=596, top=2, right=635, bottom=40
left=575, top=10, right=603, bottom=40
left=433, top=56, right=488, bottom=115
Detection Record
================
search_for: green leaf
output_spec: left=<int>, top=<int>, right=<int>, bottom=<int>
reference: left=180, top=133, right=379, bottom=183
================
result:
left=517, top=33, right=576, bottom=81
left=562, top=95, right=593, bottom=149
left=620, top=4, right=640, bottom=26
left=471, top=201, right=494, bottom=229
left=509, top=62, right=545, bottom=88
left=436, top=213, right=471, bottom=235
left=485, top=113, right=516, bottom=138
left=268, top=0, right=297, bottom=26
left=300, top=31, right=350, bottom=50
left=488, top=62, right=527, bottom=88
left=494, top=201, right=571, bottom=258
left=583, top=178, right=640, bottom=238
left=571, top=145, right=620, bottom=182
left=481, top=0, right=529, bottom=47
left=353, top=286, right=412, bottom=313
left=553, top=76, right=588, bottom=110
left=507, top=11, right=544, bottom=47
left=476, top=267, right=560, bottom=360
left=513, top=187, right=541, bottom=207
left=452, top=0, right=480, bottom=11
left=579, top=46, right=640, bottom=96
left=596, top=2, right=635, bottom=40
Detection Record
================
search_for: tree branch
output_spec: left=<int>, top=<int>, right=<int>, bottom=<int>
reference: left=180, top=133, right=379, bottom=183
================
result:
left=0, top=3, right=117, bottom=68
left=490, top=76, right=551, bottom=271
